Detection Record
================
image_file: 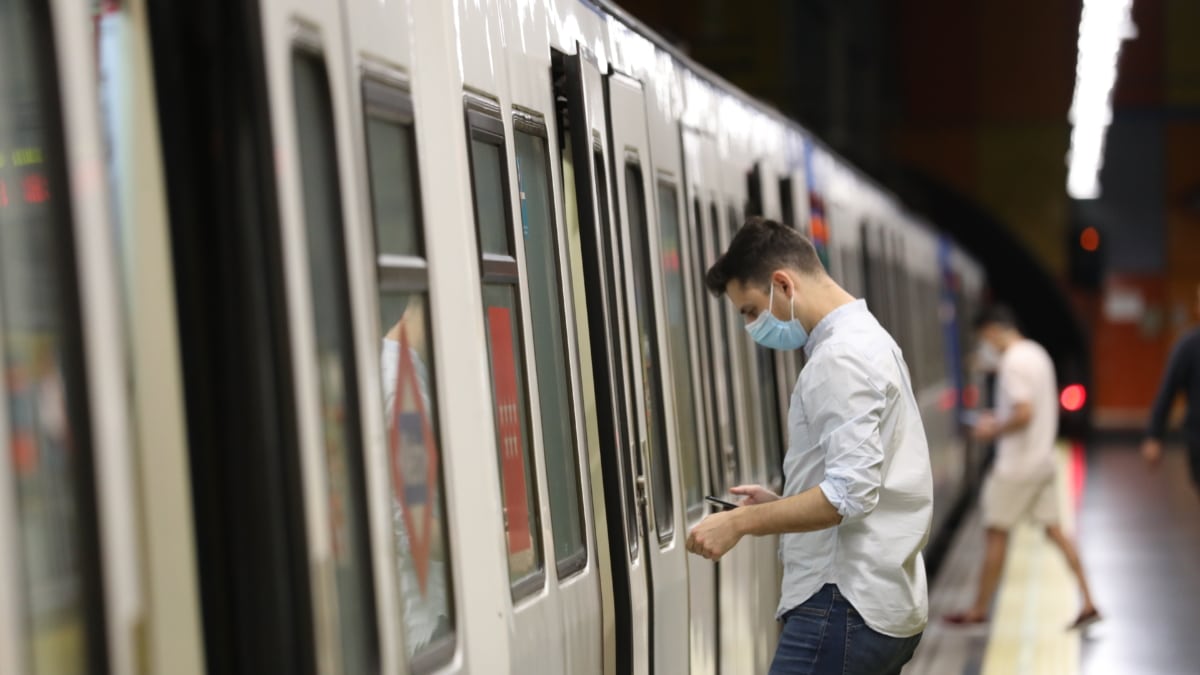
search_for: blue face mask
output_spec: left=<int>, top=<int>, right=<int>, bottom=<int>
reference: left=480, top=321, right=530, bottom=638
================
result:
left=745, top=284, right=808, bottom=351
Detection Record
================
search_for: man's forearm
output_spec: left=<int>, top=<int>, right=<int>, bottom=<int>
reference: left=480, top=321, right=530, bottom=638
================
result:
left=732, top=485, right=843, bottom=537
left=996, top=404, right=1032, bottom=437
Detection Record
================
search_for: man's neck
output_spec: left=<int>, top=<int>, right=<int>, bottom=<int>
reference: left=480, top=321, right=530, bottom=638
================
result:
left=802, top=279, right=857, bottom=332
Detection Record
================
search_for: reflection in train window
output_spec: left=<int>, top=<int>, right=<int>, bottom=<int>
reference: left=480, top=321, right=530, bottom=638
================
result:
left=481, top=285, right=543, bottom=588
left=0, top=2, right=106, bottom=671
left=656, top=183, right=703, bottom=513
left=362, top=79, right=456, bottom=668
left=514, top=128, right=587, bottom=577
left=624, top=163, right=674, bottom=542
left=466, top=110, right=545, bottom=596
left=292, top=50, right=379, bottom=674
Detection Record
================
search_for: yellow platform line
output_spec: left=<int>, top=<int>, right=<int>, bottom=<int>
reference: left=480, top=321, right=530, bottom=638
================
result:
left=981, top=445, right=1081, bottom=675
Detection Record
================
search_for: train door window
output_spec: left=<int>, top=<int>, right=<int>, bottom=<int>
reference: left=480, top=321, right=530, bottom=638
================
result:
left=746, top=164, right=763, bottom=217
left=712, top=203, right=740, bottom=486
left=0, top=2, right=107, bottom=671
left=656, top=182, right=702, bottom=516
left=592, top=148, right=638, bottom=560
left=779, top=177, right=794, bottom=228
left=362, top=79, right=455, bottom=667
left=859, top=222, right=874, bottom=309
left=691, top=196, right=721, bottom=493
left=465, top=102, right=545, bottom=595
left=756, top=348, right=783, bottom=483
left=292, top=50, right=379, bottom=674
left=513, top=121, right=586, bottom=577
left=727, top=204, right=761, bottom=481
left=624, top=162, right=673, bottom=542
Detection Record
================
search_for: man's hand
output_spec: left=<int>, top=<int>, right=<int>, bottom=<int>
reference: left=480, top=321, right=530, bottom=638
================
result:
left=686, top=510, right=744, bottom=561
left=729, top=484, right=781, bottom=506
left=1141, top=438, right=1163, bottom=466
left=972, top=412, right=1000, bottom=442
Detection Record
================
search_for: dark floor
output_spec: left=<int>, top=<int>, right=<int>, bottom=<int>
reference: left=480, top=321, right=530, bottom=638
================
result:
left=909, top=443, right=1200, bottom=675
left=1077, top=444, right=1200, bottom=675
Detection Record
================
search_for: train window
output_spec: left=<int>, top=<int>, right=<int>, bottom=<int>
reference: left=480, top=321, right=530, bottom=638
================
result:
left=362, top=79, right=456, bottom=667
left=0, top=2, right=107, bottom=671
left=594, top=149, right=638, bottom=560
left=624, top=163, right=674, bottom=542
left=466, top=104, right=545, bottom=595
left=513, top=126, right=586, bottom=577
left=365, top=87, right=422, bottom=258
left=292, top=51, right=378, bottom=673
left=472, top=141, right=511, bottom=256
left=756, top=347, right=784, bottom=483
left=656, top=182, right=702, bottom=514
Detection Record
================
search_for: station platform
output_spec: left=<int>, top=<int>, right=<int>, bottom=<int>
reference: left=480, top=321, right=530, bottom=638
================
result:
left=910, top=442, right=1200, bottom=675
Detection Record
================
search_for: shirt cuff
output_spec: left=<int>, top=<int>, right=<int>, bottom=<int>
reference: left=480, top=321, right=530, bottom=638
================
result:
left=818, top=479, right=850, bottom=519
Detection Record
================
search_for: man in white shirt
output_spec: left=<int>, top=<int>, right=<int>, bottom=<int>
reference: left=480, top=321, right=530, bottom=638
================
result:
left=944, top=306, right=1099, bottom=628
left=686, top=217, right=931, bottom=675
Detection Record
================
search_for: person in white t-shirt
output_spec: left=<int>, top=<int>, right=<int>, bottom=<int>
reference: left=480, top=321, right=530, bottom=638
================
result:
left=945, top=306, right=1100, bottom=629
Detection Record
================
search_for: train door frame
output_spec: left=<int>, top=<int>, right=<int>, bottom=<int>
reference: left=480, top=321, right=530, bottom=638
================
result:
left=557, top=47, right=651, bottom=675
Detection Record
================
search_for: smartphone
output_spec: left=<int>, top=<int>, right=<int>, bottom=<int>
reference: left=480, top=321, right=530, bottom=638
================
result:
left=705, top=495, right=739, bottom=511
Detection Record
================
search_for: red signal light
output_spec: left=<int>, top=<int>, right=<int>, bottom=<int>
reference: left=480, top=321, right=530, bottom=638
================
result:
left=1060, top=384, right=1087, bottom=412
left=1080, top=227, right=1100, bottom=252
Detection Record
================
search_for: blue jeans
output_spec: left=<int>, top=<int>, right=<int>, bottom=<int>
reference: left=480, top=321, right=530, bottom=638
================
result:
left=768, top=584, right=922, bottom=675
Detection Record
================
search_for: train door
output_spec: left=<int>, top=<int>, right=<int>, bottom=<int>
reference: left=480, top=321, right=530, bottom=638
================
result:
left=558, top=49, right=651, bottom=675
left=0, top=1, right=146, bottom=673
left=605, top=69, right=690, bottom=674
left=157, top=0, right=384, bottom=667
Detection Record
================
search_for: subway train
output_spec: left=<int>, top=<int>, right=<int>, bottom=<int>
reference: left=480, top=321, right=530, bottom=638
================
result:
left=0, top=0, right=988, bottom=674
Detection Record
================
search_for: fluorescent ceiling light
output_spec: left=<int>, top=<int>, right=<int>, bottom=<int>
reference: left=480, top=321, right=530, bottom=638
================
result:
left=1067, top=0, right=1137, bottom=200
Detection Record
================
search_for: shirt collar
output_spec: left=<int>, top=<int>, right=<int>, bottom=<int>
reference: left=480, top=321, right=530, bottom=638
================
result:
left=804, top=299, right=869, bottom=358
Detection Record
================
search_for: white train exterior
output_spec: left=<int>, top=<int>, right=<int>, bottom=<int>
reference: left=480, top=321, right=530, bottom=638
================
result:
left=0, top=1, right=986, bottom=674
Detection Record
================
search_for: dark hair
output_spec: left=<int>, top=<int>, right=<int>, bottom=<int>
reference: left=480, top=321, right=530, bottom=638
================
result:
left=973, top=305, right=1019, bottom=331
left=704, top=217, right=824, bottom=296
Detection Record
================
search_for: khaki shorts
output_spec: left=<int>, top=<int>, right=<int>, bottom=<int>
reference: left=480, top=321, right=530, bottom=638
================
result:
left=981, top=472, right=1059, bottom=530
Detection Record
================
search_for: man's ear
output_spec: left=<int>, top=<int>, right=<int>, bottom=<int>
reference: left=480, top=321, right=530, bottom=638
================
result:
left=773, top=270, right=792, bottom=295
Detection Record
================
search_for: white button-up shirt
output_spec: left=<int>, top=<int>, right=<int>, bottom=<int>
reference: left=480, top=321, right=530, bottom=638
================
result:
left=777, top=300, right=933, bottom=638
